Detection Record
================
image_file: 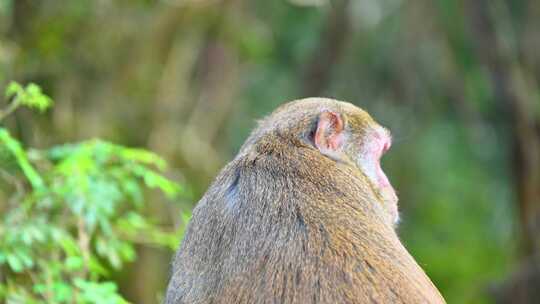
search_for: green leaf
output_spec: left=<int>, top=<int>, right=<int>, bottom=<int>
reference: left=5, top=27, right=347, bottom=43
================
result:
left=52, top=282, right=72, bottom=302
left=131, top=164, right=181, bottom=198
left=0, top=128, right=45, bottom=190
left=19, top=83, right=53, bottom=112
left=59, top=236, right=80, bottom=256
left=88, top=257, right=110, bottom=277
left=117, top=146, right=167, bottom=170
left=65, top=256, right=84, bottom=271
left=16, top=250, right=34, bottom=269
left=5, top=81, right=23, bottom=99
left=6, top=255, right=23, bottom=273
left=75, top=279, right=129, bottom=304
left=32, top=283, right=47, bottom=294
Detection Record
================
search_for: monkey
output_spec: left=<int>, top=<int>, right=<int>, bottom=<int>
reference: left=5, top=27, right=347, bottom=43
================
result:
left=165, top=98, right=445, bottom=304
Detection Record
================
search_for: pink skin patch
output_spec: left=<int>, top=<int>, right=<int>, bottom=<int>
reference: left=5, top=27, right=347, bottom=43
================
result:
left=375, top=136, right=391, bottom=188
left=365, top=130, right=392, bottom=188
left=355, top=128, right=399, bottom=225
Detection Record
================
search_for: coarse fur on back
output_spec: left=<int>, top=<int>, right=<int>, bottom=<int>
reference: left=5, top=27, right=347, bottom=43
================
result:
left=165, top=98, right=445, bottom=304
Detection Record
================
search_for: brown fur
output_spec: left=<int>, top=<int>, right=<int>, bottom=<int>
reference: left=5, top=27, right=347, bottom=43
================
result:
left=165, top=98, right=445, bottom=304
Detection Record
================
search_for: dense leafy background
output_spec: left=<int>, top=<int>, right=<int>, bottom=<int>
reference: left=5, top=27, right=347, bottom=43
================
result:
left=1, top=0, right=539, bottom=303
left=0, top=82, right=186, bottom=303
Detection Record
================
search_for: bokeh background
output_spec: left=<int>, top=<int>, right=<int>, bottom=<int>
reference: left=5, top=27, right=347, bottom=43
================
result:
left=1, top=0, right=539, bottom=303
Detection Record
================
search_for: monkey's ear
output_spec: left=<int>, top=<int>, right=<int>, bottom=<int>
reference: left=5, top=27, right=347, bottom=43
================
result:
left=314, top=111, right=345, bottom=157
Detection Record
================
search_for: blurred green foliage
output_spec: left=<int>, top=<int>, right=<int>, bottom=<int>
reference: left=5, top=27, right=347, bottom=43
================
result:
left=0, top=82, right=185, bottom=303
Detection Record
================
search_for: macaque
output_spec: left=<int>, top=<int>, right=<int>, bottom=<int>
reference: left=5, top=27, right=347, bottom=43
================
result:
left=165, top=98, right=445, bottom=304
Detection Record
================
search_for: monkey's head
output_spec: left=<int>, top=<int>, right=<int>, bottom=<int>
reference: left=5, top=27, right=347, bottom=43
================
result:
left=243, top=97, right=399, bottom=225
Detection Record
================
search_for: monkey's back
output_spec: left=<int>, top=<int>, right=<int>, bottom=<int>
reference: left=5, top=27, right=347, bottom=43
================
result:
left=165, top=148, right=445, bottom=304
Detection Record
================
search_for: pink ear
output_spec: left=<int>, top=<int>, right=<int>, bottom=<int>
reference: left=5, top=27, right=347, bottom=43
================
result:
left=314, top=111, right=344, bottom=154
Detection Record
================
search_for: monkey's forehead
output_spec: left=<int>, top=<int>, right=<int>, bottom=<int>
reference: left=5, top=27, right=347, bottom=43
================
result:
left=275, top=97, right=363, bottom=113
left=272, top=97, right=375, bottom=124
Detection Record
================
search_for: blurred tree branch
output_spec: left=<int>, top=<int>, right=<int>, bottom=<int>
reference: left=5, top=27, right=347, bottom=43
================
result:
left=466, top=0, right=540, bottom=302
left=301, top=0, right=351, bottom=96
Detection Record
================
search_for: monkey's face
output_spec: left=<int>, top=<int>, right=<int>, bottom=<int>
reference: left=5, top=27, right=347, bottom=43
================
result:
left=313, top=106, right=399, bottom=226
left=352, top=125, right=399, bottom=225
